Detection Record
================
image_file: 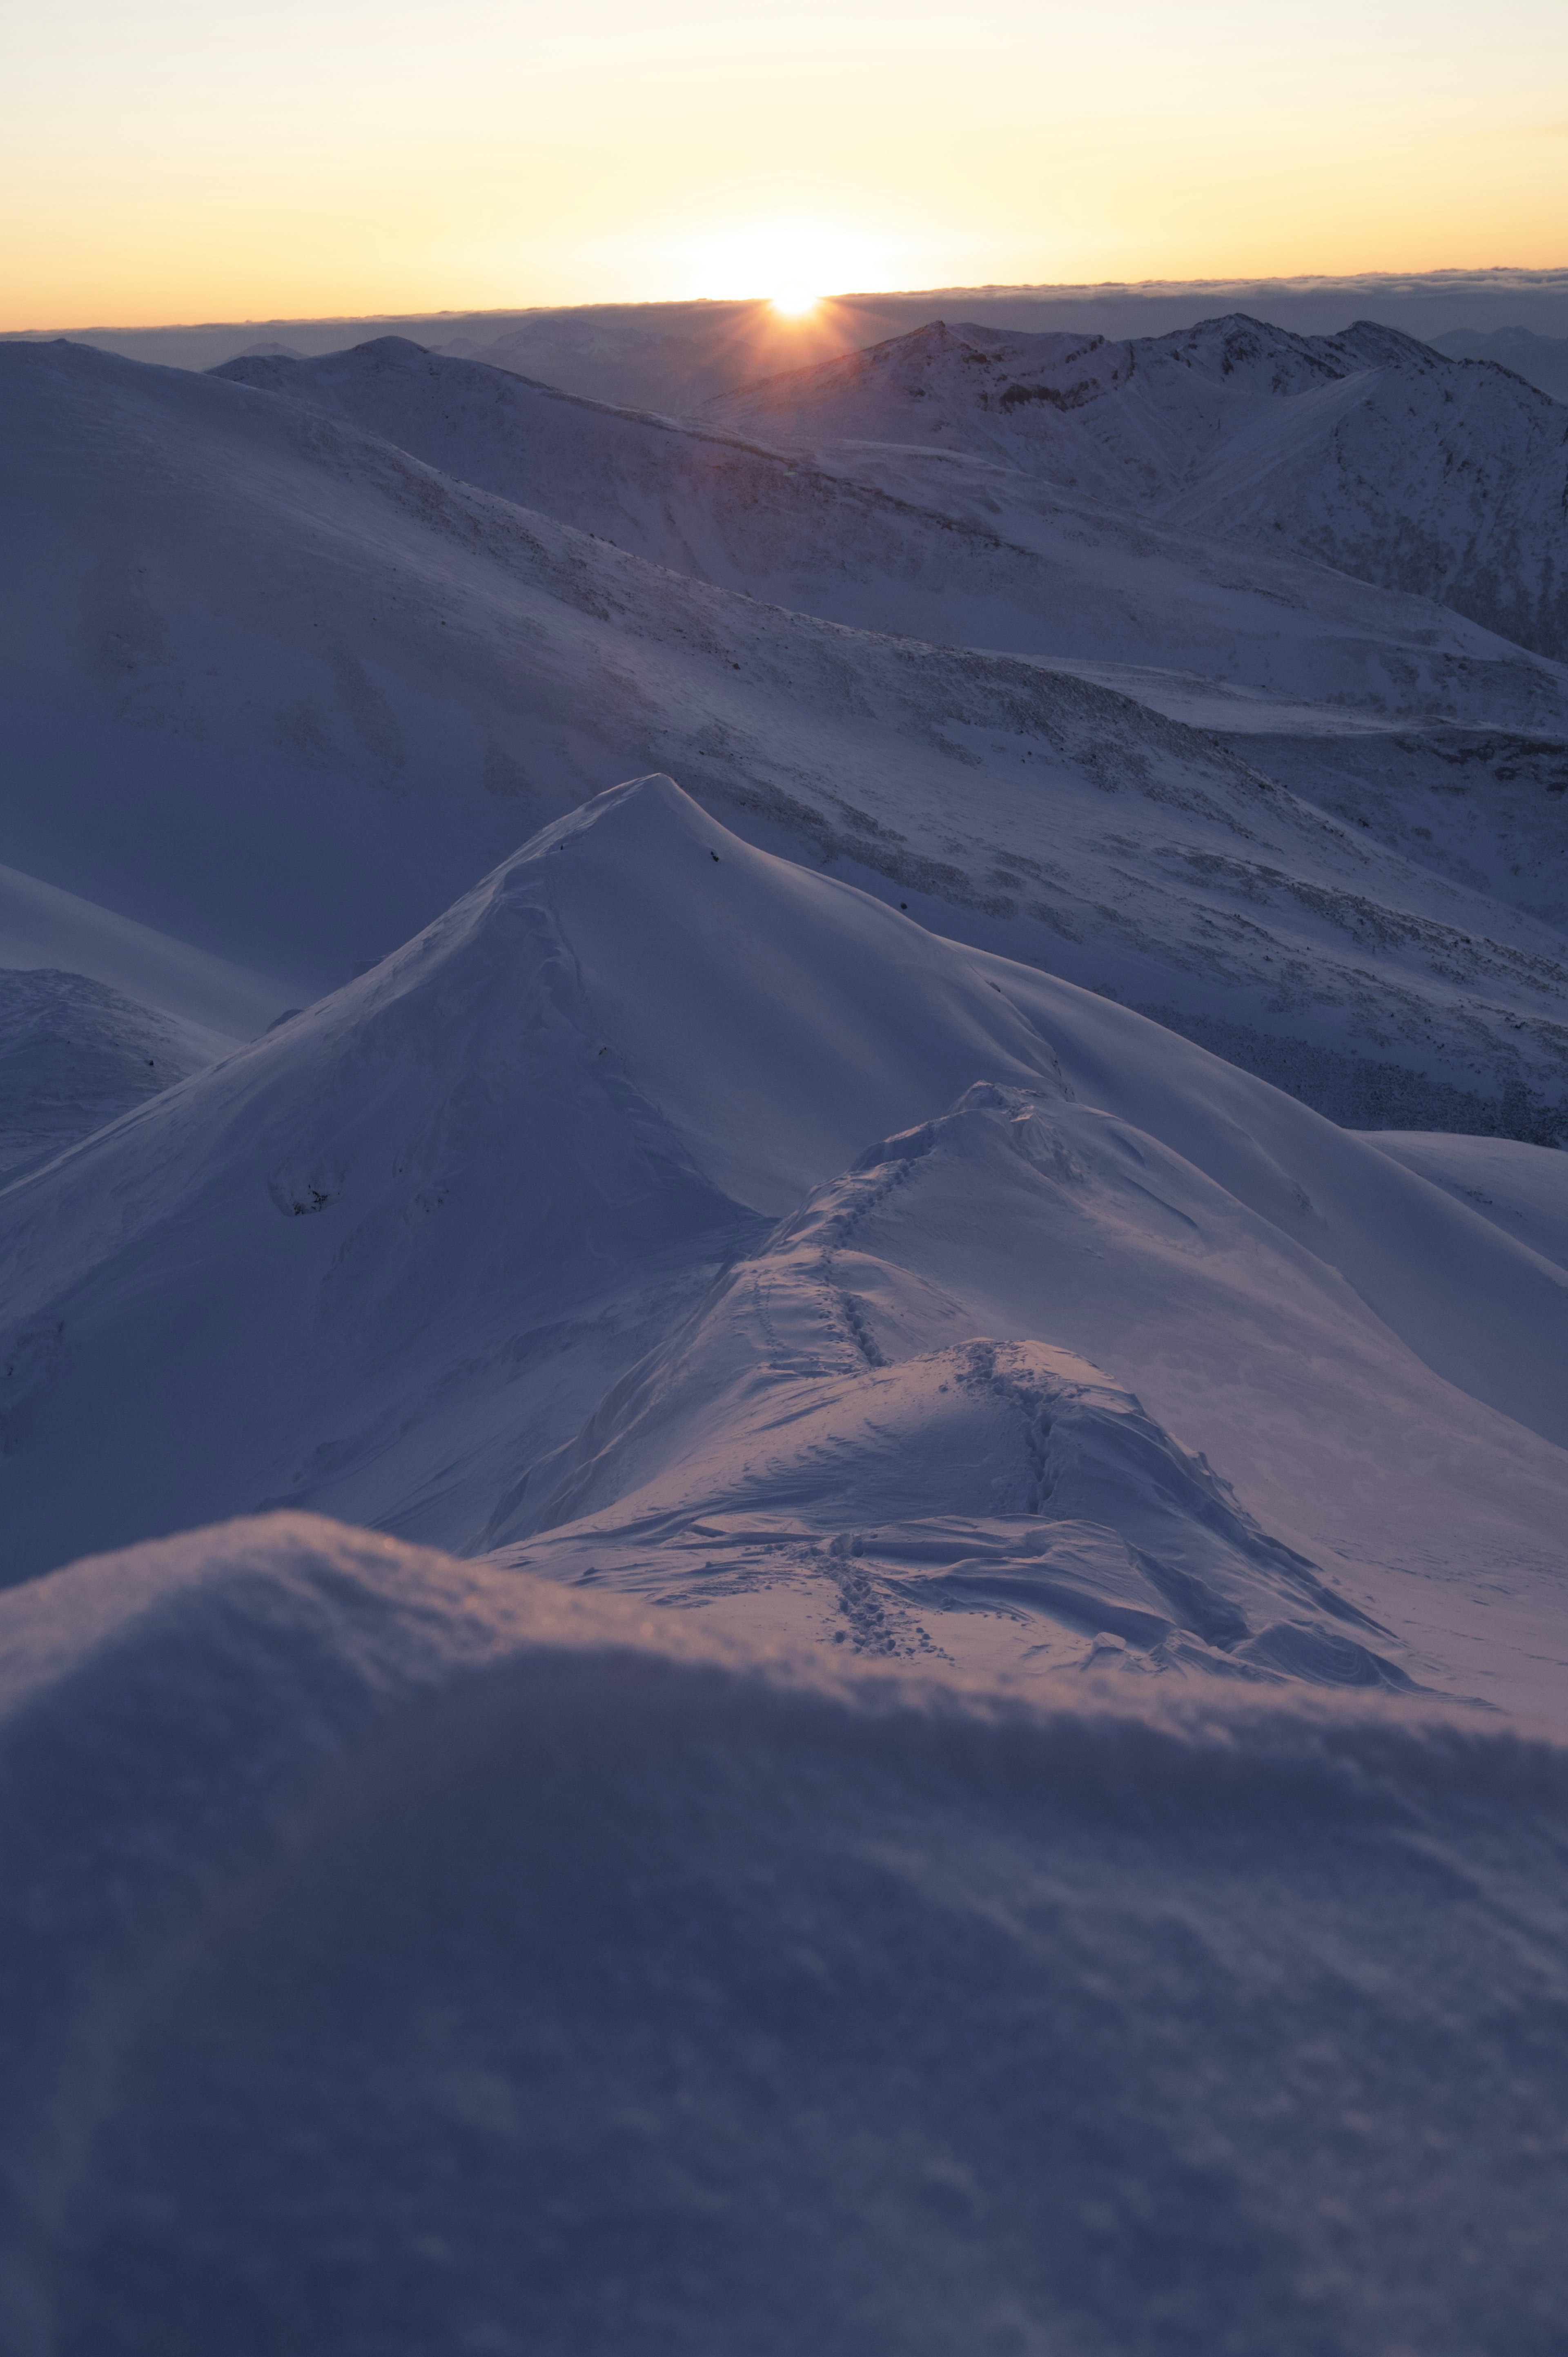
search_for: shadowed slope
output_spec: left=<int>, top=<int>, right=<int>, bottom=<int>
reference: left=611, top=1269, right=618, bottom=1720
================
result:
left=4, top=337, right=1567, bottom=1130
left=2, top=1512, right=1566, bottom=2354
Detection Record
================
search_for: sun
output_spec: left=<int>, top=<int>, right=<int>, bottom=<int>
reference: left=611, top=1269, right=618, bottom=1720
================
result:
left=684, top=219, right=892, bottom=308
left=771, top=280, right=817, bottom=318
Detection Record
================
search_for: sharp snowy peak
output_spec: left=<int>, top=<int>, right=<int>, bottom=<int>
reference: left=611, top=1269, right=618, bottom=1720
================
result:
left=0, top=778, right=1068, bottom=1580
left=7, top=333, right=1567, bottom=1135
left=2, top=780, right=1564, bottom=1715
left=708, top=312, right=1568, bottom=659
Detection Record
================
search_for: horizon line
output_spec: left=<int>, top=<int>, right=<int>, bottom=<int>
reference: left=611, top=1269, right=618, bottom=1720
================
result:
left=7, top=262, right=1568, bottom=343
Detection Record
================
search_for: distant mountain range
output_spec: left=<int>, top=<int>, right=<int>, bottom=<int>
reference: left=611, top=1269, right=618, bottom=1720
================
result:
left=8, top=264, right=1568, bottom=402
left=705, top=312, right=1568, bottom=660
left=7, top=328, right=1566, bottom=1153
left=1432, top=323, right=1568, bottom=402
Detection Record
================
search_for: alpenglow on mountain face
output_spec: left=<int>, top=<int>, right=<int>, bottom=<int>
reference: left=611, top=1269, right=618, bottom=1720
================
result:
left=0, top=301, right=1566, bottom=2354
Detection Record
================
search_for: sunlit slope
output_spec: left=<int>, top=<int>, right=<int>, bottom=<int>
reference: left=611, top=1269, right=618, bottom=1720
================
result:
left=693, top=317, right=1568, bottom=968
left=2, top=781, right=1563, bottom=1711
left=3, top=339, right=1567, bottom=1129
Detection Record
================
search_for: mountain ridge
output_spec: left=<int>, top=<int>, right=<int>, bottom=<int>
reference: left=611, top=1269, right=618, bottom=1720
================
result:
left=9, top=334, right=1568, bottom=1140
left=706, top=311, right=1568, bottom=659
left=2, top=778, right=1563, bottom=1717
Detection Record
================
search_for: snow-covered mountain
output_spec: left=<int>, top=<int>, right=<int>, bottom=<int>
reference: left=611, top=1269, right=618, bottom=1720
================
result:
left=0, top=853, right=283, bottom=1169
left=0, top=968, right=232, bottom=1180
left=4, top=287, right=1568, bottom=2357
left=3, top=778, right=1563, bottom=1718
left=1365, top=1125, right=1568, bottom=1268
left=5, top=335, right=1567, bottom=1140
left=1434, top=323, right=1568, bottom=404
left=707, top=314, right=1568, bottom=659
left=16, top=263, right=1568, bottom=384
left=214, top=335, right=1560, bottom=716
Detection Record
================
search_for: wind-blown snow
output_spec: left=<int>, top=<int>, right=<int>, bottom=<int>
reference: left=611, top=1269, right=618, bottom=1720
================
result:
left=2, top=1511, right=1566, bottom=2354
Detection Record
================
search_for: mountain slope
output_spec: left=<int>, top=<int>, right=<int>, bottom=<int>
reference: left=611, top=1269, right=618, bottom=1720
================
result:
left=4, top=336, right=1567, bottom=1135
left=1364, top=1128, right=1568, bottom=1270
left=0, top=858, right=287, bottom=1037
left=4, top=321, right=1568, bottom=2353
left=215, top=334, right=1567, bottom=710
left=2, top=780, right=1563, bottom=1714
left=0, top=968, right=234, bottom=1180
left=707, top=314, right=1568, bottom=659
left=1434, top=325, right=1568, bottom=404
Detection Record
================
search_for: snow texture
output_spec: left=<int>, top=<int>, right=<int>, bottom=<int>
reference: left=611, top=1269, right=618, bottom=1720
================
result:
left=705, top=313, right=1568, bottom=659
left=1, top=1512, right=1566, bottom=2355
left=2, top=288, right=1568, bottom=2353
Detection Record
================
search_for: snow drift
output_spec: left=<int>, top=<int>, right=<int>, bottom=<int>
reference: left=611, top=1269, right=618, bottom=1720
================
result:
left=1, top=1510, right=1564, bottom=2356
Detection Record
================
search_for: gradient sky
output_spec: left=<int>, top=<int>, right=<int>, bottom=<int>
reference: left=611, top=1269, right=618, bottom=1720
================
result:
left=6, top=0, right=1566, bottom=329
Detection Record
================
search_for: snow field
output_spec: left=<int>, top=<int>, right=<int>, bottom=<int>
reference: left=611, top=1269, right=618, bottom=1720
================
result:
left=2, top=1511, right=1565, bottom=2355
left=2, top=299, right=1567, bottom=2353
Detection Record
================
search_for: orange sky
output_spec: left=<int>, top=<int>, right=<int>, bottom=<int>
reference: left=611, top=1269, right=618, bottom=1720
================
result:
left=5, top=0, right=1566, bottom=330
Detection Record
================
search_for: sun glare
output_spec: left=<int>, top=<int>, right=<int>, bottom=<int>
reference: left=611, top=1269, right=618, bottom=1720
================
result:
left=685, top=219, right=892, bottom=307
